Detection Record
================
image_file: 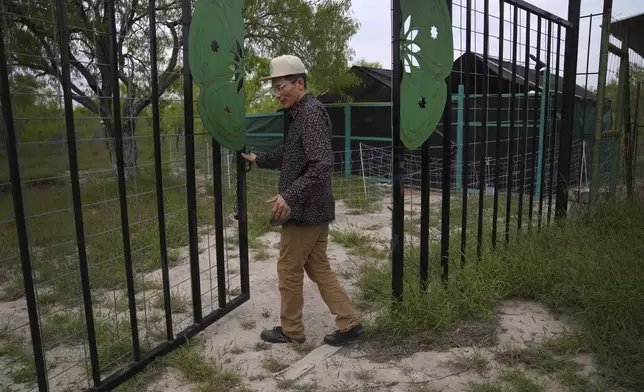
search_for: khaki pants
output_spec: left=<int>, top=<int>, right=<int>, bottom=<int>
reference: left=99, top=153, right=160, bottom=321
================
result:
left=278, top=222, right=360, bottom=339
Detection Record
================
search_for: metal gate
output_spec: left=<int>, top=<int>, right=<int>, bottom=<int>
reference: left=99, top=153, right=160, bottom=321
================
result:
left=388, top=0, right=582, bottom=297
left=0, top=0, right=249, bottom=390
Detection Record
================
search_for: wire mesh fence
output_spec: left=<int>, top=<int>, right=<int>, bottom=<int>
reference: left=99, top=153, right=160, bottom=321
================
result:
left=0, top=0, right=249, bottom=389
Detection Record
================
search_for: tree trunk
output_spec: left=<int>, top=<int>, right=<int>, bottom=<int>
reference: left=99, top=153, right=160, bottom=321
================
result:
left=105, top=117, right=138, bottom=181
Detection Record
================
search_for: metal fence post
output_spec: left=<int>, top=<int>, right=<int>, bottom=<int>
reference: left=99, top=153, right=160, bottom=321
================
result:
left=590, top=0, right=613, bottom=203
left=108, top=0, right=141, bottom=359
left=0, top=19, right=49, bottom=392
left=391, top=0, right=405, bottom=302
left=55, top=0, right=101, bottom=383
left=441, top=0, right=453, bottom=281
left=555, top=0, right=582, bottom=219
left=456, top=84, right=464, bottom=192
left=344, top=104, right=352, bottom=177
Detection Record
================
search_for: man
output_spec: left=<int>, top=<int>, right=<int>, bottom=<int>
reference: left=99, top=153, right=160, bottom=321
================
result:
left=241, top=54, right=364, bottom=346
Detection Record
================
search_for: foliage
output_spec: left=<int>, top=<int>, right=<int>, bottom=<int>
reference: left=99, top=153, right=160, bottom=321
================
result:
left=356, top=199, right=644, bottom=389
left=2, top=0, right=360, bottom=169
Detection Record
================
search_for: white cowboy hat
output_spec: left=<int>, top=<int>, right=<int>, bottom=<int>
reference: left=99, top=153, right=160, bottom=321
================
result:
left=260, top=55, right=307, bottom=81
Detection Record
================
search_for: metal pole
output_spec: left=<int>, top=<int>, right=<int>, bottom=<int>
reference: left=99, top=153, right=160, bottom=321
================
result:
left=528, top=17, right=543, bottom=228
left=55, top=0, right=101, bottom=383
left=476, top=0, right=490, bottom=259
left=149, top=0, right=174, bottom=341
left=590, top=0, right=613, bottom=203
left=181, top=0, right=202, bottom=322
left=610, top=33, right=629, bottom=195
left=391, top=0, right=405, bottom=301
left=491, top=0, right=504, bottom=250
left=0, top=20, right=49, bottom=392
left=555, top=0, right=582, bottom=219
left=108, top=0, right=140, bottom=360
left=505, top=4, right=519, bottom=244
left=441, top=0, right=453, bottom=281
left=517, top=13, right=531, bottom=231
left=547, top=24, right=562, bottom=224
left=460, top=0, right=472, bottom=266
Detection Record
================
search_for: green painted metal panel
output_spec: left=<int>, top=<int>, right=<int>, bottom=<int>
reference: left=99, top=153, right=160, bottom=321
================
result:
left=189, top=0, right=246, bottom=151
left=399, top=0, right=453, bottom=149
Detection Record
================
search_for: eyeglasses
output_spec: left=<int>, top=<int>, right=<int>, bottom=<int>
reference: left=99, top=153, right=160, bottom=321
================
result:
left=271, top=78, right=298, bottom=96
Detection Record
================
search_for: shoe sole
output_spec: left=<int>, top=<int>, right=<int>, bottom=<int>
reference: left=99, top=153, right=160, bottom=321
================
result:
left=324, top=333, right=365, bottom=347
left=260, top=334, right=305, bottom=344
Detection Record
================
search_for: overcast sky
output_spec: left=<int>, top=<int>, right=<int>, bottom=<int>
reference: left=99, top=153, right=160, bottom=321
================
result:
left=349, top=0, right=644, bottom=88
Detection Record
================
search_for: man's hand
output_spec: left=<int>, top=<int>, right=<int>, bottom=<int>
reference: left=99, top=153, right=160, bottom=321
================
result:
left=267, top=194, right=291, bottom=221
left=241, top=152, right=257, bottom=164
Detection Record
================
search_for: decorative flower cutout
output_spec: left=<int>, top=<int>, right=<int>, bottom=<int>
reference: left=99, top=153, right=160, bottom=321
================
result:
left=430, top=26, right=438, bottom=40
left=418, top=96, right=426, bottom=109
left=402, top=15, right=420, bottom=74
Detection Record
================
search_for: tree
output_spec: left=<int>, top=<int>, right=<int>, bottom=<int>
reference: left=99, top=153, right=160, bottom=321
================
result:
left=353, top=58, right=383, bottom=68
left=3, top=0, right=359, bottom=178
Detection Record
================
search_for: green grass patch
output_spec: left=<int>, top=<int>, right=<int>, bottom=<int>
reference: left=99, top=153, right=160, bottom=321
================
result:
left=356, top=199, right=644, bottom=389
left=445, top=350, right=490, bottom=376
left=499, top=368, right=547, bottom=392
left=261, top=355, right=289, bottom=373
left=330, top=229, right=387, bottom=260
left=160, top=341, right=250, bottom=392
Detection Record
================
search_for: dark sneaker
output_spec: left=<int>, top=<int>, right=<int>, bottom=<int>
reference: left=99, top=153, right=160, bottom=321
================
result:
left=323, top=324, right=365, bottom=346
left=260, top=326, right=305, bottom=344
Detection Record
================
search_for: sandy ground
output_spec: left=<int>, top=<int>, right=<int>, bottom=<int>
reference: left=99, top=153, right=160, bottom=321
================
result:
left=0, top=199, right=602, bottom=392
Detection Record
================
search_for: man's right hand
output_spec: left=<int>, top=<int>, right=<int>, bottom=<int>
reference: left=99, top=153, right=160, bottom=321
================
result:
left=241, top=152, right=256, bottom=164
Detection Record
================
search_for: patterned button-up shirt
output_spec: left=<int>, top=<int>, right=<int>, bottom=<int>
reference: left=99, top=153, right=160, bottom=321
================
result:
left=255, top=93, right=335, bottom=226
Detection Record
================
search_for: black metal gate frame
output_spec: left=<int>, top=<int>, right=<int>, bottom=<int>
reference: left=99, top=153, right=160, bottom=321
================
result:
left=0, top=0, right=250, bottom=390
left=389, top=0, right=582, bottom=299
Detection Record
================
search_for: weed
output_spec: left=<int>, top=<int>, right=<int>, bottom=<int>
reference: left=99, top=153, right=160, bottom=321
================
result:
left=275, top=378, right=319, bottom=390
left=354, top=200, right=644, bottom=389
left=254, top=342, right=270, bottom=351
left=289, top=341, right=317, bottom=356
left=238, top=316, right=256, bottom=331
left=445, top=350, right=490, bottom=376
left=113, top=362, right=163, bottom=392
left=161, top=341, right=249, bottom=392
left=500, top=368, right=547, bottom=392
left=353, top=369, right=374, bottom=382
left=494, top=345, right=579, bottom=374
left=253, top=248, right=271, bottom=261
left=153, top=290, right=189, bottom=314
left=464, top=380, right=507, bottom=392
left=405, top=386, right=444, bottom=392
left=261, top=355, right=289, bottom=373
left=230, top=345, right=245, bottom=355
left=330, top=229, right=386, bottom=260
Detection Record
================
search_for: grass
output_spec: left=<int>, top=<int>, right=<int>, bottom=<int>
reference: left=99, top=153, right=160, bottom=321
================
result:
left=354, top=199, right=644, bottom=390
left=275, top=379, right=319, bottom=391
left=330, top=229, right=387, bottom=260
left=252, top=248, right=272, bottom=261
left=261, top=355, right=289, bottom=373
left=159, top=341, right=251, bottom=392
left=500, top=368, right=547, bottom=392
left=445, top=350, right=490, bottom=376
left=289, top=341, right=317, bottom=356
left=0, top=334, right=36, bottom=384
left=464, top=381, right=507, bottom=392
left=238, top=316, right=256, bottom=331
left=153, top=290, right=190, bottom=314
left=494, top=345, right=580, bottom=374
